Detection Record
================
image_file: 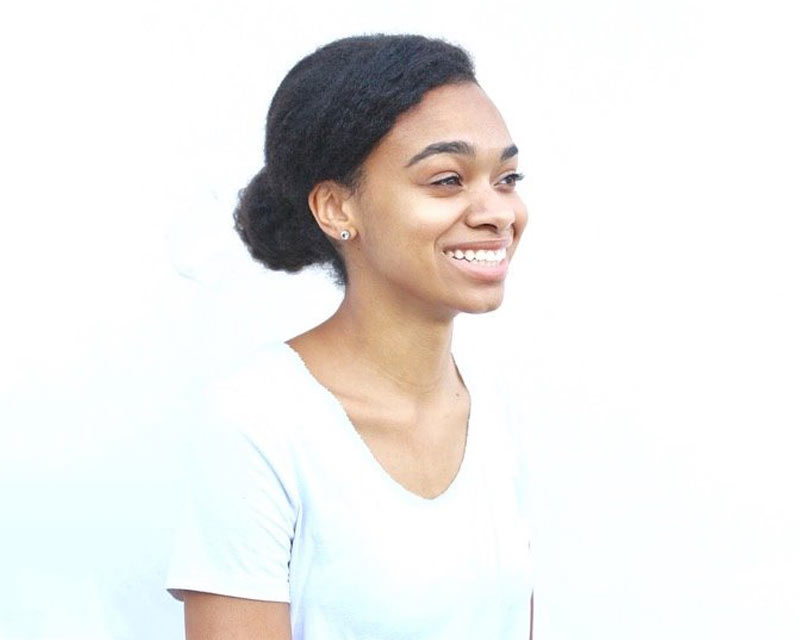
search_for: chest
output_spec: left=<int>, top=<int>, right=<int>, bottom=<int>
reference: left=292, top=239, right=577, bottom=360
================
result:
left=342, top=393, right=471, bottom=500
left=289, top=446, right=533, bottom=637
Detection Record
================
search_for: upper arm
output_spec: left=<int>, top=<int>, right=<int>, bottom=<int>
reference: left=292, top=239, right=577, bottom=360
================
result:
left=184, top=591, right=291, bottom=640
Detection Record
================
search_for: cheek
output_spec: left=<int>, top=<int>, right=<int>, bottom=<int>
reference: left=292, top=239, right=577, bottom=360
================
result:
left=363, top=191, right=456, bottom=255
left=513, top=199, right=529, bottom=239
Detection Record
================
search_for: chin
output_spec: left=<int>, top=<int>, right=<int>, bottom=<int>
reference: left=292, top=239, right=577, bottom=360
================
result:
left=456, top=288, right=506, bottom=315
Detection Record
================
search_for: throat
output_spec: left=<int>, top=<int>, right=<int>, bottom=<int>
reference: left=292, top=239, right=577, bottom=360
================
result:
left=315, top=296, right=458, bottom=397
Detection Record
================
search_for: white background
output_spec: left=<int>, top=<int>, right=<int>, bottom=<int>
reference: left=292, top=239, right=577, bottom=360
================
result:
left=1, top=1, right=798, bottom=638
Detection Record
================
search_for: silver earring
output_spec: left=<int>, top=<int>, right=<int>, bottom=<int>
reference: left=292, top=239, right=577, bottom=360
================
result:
left=339, top=229, right=351, bottom=241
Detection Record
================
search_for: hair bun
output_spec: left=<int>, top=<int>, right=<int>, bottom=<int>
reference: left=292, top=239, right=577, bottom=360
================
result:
left=234, top=166, right=339, bottom=275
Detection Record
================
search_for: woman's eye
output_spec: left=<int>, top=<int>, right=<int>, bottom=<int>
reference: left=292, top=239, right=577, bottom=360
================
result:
left=431, top=175, right=462, bottom=187
left=498, top=172, right=525, bottom=187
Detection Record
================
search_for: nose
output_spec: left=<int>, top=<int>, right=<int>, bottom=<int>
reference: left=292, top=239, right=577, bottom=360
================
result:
left=464, top=186, right=520, bottom=232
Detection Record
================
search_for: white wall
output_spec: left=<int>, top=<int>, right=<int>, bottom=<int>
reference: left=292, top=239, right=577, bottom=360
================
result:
left=1, top=1, right=798, bottom=638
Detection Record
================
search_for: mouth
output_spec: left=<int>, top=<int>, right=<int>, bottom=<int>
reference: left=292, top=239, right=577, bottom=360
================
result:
left=444, top=246, right=507, bottom=267
left=442, top=246, right=509, bottom=282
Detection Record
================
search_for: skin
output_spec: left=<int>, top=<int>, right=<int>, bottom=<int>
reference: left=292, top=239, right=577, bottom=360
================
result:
left=184, top=82, right=531, bottom=639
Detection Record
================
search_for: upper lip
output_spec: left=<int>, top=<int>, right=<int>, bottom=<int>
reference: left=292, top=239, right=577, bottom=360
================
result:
left=442, top=236, right=513, bottom=252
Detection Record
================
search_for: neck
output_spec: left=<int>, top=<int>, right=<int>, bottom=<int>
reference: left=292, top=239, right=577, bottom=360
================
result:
left=317, top=285, right=456, bottom=397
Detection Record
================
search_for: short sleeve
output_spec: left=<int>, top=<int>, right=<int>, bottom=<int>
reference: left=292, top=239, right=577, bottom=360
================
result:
left=166, top=380, right=299, bottom=603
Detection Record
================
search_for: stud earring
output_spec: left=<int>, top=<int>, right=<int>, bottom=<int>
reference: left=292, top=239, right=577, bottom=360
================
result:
left=339, top=229, right=351, bottom=241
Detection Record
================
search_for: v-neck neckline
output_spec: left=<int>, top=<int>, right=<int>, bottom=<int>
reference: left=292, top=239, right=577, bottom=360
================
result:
left=281, top=342, right=475, bottom=506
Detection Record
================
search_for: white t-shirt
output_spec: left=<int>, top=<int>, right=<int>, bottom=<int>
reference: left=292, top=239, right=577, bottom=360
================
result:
left=166, top=343, right=533, bottom=639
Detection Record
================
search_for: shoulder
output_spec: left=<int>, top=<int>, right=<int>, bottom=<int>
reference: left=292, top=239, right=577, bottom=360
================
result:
left=204, top=342, right=314, bottom=441
left=455, top=348, right=516, bottom=439
left=188, top=342, right=326, bottom=488
left=209, top=343, right=302, bottom=415
left=456, top=348, right=532, bottom=485
left=181, top=344, right=312, bottom=519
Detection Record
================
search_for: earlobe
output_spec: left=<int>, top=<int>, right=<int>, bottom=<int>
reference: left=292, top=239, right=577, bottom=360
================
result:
left=308, top=180, right=358, bottom=241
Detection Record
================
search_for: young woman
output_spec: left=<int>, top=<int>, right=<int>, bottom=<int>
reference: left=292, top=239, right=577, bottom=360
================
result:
left=167, top=34, right=533, bottom=639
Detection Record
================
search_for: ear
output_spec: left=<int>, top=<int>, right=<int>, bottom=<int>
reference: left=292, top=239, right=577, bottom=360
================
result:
left=308, top=180, right=358, bottom=241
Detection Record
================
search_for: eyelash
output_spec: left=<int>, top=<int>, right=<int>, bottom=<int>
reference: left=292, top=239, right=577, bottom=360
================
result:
left=432, top=175, right=463, bottom=187
left=431, top=172, right=525, bottom=188
left=499, top=172, right=525, bottom=187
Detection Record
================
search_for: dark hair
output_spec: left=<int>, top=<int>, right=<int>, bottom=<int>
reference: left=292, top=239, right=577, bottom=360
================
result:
left=233, top=34, right=476, bottom=284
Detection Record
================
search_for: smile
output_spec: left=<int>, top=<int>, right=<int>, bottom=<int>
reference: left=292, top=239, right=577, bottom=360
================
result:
left=445, top=247, right=507, bottom=266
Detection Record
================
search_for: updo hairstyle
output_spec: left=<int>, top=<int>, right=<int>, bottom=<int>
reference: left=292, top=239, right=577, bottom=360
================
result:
left=233, top=34, right=476, bottom=284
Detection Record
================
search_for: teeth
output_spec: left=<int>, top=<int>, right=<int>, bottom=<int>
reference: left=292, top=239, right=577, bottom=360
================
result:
left=445, top=247, right=507, bottom=264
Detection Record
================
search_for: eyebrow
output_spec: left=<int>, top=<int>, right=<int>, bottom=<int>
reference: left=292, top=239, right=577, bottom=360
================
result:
left=404, top=141, right=518, bottom=167
left=500, top=143, right=519, bottom=162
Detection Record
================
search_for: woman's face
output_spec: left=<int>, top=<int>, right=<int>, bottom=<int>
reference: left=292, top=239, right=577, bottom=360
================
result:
left=345, top=82, right=527, bottom=319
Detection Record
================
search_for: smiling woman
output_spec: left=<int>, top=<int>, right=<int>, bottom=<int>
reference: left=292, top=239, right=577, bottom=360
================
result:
left=166, top=34, right=533, bottom=639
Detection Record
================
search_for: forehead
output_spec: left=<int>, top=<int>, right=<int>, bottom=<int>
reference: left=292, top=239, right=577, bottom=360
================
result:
left=371, top=83, right=513, bottom=164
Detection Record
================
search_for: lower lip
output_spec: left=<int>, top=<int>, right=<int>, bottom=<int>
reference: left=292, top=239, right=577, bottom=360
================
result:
left=445, top=254, right=509, bottom=282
